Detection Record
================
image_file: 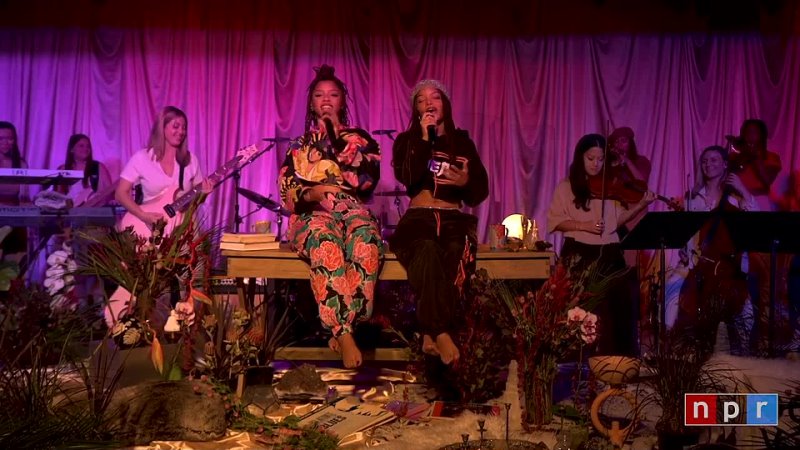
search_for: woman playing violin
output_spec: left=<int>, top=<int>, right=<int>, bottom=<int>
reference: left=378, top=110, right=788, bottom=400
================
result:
left=547, top=133, right=655, bottom=356
left=665, top=145, right=755, bottom=353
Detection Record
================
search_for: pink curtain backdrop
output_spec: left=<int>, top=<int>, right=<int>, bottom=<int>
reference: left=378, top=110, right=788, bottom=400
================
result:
left=2, top=23, right=799, bottom=247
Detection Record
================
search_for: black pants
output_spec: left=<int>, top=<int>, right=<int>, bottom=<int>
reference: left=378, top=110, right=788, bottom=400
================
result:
left=561, top=238, right=638, bottom=356
left=389, top=208, right=478, bottom=337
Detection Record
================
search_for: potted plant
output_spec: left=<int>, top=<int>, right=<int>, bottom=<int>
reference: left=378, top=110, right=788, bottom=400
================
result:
left=198, top=290, right=292, bottom=394
left=640, top=331, right=747, bottom=450
left=78, top=199, right=214, bottom=377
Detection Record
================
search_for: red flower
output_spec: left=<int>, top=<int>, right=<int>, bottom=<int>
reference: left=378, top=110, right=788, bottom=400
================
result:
left=331, top=267, right=360, bottom=298
left=311, top=241, right=345, bottom=272
left=310, top=271, right=329, bottom=302
left=319, top=303, right=340, bottom=329
left=353, top=241, right=379, bottom=275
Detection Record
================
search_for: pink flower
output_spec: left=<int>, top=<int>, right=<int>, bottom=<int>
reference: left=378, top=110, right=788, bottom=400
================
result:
left=311, top=241, right=345, bottom=272
left=567, top=307, right=587, bottom=323
left=580, top=312, right=598, bottom=344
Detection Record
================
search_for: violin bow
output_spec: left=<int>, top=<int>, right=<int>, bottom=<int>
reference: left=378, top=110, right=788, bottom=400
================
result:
left=600, top=120, right=610, bottom=226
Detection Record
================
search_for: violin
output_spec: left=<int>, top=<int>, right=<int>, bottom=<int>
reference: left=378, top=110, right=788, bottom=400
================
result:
left=588, top=167, right=683, bottom=211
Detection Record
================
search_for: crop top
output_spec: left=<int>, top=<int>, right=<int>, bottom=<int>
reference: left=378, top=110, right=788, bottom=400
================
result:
left=391, top=129, right=488, bottom=207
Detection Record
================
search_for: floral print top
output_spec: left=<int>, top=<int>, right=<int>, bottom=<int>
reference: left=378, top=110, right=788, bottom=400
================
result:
left=279, top=124, right=381, bottom=214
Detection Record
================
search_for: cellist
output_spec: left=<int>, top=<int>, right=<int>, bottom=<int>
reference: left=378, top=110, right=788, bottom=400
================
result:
left=665, top=145, right=756, bottom=354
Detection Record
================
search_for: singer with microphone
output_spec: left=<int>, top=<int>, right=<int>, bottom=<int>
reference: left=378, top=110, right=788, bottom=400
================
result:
left=389, top=79, right=489, bottom=365
left=56, top=134, right=113, bottom=206
left=278, top=65, right=382, bottom=368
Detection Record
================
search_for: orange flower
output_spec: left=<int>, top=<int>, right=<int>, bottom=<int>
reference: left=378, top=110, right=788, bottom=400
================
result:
left=310, top=271, right=329, bottom=302
left=311, top=241, right=345, bottom=272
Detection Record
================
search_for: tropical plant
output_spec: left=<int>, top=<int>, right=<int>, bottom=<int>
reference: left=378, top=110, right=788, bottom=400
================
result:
left=198, top=291, right=293, bottom=383
left=638, top=330, right=748, bottom=444
left=0, top=285, right=123, bottom=449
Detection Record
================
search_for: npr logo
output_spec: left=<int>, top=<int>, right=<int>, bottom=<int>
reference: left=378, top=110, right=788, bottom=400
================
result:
left=684, top=394, right=779, bottom=426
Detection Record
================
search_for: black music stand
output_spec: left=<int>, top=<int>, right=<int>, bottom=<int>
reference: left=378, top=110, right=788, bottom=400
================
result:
left=621, top=211, right=711, bottom=353
left=717, top=211, right=800, bottom=356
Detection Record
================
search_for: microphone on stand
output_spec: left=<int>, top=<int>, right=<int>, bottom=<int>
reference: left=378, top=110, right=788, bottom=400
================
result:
left=262, top=137, right=291, bottom=143
left=372, top=129, right=397, bottom=135
left=86, top=160, right=100, bottom=192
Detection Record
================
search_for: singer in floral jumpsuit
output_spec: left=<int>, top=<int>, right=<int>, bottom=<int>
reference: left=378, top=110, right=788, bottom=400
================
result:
left=278, top=65, right=382, bottom=368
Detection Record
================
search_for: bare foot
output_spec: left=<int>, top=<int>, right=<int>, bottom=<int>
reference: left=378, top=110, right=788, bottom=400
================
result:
left=435, top=333, right=460, bottom=365
left=422, top=334, right=440, bottom=356
left=337, top=333, right=363, bottom=368
left=328, top=337, right=341, bottom=353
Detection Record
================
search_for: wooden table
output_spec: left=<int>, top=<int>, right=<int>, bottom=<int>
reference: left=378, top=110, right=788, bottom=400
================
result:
left=223, top=245, right=554, bottom=361
left=223, top=245, right=554, bottom=280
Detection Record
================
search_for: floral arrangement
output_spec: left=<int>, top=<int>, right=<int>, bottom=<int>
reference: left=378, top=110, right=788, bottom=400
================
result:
left=79, top=200, right=213, bottom=374
left=494, top=257, right=614, bottom=428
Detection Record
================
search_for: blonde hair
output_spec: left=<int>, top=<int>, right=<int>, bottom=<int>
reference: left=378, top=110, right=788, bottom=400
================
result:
left=148, top=106, right=190, bottom=165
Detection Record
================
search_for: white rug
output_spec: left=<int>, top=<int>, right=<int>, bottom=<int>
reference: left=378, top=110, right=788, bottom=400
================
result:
left=360, top=350, right=800, bottom=450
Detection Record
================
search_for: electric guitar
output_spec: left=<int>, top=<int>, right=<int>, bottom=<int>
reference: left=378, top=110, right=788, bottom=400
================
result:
left=106, top=143, right=262, bottom=326
left=116, top=143, right=261, bottom=238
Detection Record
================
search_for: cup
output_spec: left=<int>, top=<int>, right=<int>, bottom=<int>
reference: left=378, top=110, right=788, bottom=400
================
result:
left=252, top=220, right=272, bottom=234
left=488, top=224, right=507, bottom=250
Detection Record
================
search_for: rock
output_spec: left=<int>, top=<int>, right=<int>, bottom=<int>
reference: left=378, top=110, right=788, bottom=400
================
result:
left=274, top=364, right=328, bottom=398
left=107, top=380, right=226, bottom=445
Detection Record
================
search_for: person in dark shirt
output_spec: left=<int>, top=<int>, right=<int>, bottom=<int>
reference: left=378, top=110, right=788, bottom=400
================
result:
left=278, top=65, right=383, bottom=368
left=389, top=79, right=489, bottom=365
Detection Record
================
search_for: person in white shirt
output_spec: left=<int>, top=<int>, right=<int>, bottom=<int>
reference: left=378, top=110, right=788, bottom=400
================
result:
left=664, top=145, right=755, bottom=354
left=547, top=133, right=655, bottom=356
left=57, top=134, right=113, bottom=206
left=115, top=106, right=207, bottom=236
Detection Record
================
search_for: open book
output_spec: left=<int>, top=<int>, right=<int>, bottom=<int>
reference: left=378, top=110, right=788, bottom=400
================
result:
left=297, top=397, right=396, bottom=445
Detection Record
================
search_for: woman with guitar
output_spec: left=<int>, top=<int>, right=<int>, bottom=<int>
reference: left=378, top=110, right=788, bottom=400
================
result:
left=666, top=145, right=755, bottom=353
left=108, top=106, right=210, bottom=326
left=547, top=133, right=655, bottom=356
left=57, top=134, right=114, bottom=206
left=278, top=65, right=382, bottom=368
left=115, top=106, right=209, bottom=237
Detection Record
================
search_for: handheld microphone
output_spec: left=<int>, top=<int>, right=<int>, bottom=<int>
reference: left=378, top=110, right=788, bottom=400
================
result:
left=372, top=129, right=397, bottom=135
left=323, top=117, right=341, bottom=155
left=87, top=160, right=100, bottom=192
left=426, top=125, right=437, bottom=144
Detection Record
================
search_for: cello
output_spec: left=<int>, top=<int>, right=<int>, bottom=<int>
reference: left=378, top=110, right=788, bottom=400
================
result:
left=676, top=178, right=749, bottom=343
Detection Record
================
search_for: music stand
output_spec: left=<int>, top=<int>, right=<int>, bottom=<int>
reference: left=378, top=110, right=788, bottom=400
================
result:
left=717, top=211, right=800, bottom=356
left=621, top=211, right=711, bottom=353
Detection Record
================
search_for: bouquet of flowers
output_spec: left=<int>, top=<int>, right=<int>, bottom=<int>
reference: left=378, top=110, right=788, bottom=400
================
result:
left=79, top=200, right=213, bottom=374
left=496, top=257, right=612, bottom=429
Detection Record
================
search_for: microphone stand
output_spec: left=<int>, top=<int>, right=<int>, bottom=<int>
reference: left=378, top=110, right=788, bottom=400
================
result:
left=207, top=142, right=275, bottom=233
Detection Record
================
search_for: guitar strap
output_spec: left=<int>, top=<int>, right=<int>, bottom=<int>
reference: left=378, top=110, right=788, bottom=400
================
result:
left=179, top=163, right=186, bottom=191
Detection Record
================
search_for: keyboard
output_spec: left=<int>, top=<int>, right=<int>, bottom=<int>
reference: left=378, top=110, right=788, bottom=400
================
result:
left=0, top=168, right=83, bottom=185
left=0, top=206, right=117, bottom=227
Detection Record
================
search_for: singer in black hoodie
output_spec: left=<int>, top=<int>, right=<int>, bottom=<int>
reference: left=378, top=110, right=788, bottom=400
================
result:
left=389, top=80, right=489, bottom=365
left=278, top=65, right=382, bottom=368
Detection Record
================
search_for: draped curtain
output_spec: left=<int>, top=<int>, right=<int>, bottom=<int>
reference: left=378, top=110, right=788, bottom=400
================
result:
left=2, top=13, right=799, bottom=247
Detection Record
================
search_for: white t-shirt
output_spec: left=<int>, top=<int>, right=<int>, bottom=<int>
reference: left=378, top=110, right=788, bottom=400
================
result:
left=119, top=148, right=203, bottom=203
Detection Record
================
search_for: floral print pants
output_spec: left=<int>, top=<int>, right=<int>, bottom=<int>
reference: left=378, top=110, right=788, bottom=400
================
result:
left=288, top=192, right=383, bottom=337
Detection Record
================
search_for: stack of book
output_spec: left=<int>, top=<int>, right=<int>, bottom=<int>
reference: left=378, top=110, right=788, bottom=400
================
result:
left=220, top=232, right=280, bottom=251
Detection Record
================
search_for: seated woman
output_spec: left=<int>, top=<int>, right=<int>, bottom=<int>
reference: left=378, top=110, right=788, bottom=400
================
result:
left=0, top=121, right=30, bottom=263
left=547, top=133, right=654, bottom=356
left=278, top=65, right=383, bottom=368
left=389, top=80, right=489, bottom=365
left=57, top=134, right=113, bottom=206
